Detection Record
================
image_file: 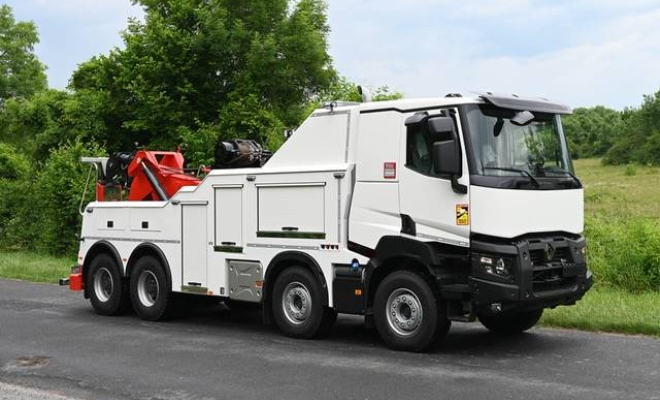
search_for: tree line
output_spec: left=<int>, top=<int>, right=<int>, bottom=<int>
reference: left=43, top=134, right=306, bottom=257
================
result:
left=0, top=1, right=400, bottom=255
left=563, top=90, right=660, bottom=165
left=0, top=1, right=657, bottom=256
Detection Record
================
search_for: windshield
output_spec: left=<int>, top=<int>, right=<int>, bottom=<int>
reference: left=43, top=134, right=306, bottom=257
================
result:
left=463, top=104, right=577, bottom=189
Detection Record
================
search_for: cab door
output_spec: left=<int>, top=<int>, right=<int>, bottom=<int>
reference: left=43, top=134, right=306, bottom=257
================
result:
left=398, top=109, right=470, bottom=248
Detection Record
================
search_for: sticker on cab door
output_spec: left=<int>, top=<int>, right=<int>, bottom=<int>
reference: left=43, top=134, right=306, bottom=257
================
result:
left=456, top=204, right=469, bottom=226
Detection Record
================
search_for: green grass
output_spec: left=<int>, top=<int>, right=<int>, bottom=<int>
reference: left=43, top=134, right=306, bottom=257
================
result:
left=574, top=158, right=660, bottom=220
left=573, top=158, right=660, bottom=292
left=0, top=251, right=73, bottom=283
left=541, top=286, right=660, bottom=337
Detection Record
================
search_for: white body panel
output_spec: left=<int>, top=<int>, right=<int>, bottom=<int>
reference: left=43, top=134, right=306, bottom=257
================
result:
left=214, top=186, right=243, bottom=246
left=470, top=186, right=584, bottom=238
left=355, top=112, right=402, bottom=182
left=348, top=182, right=401, bottom=250
left=80, top=201, right=183, bottom=290
left=182, top=204, right=208, bottom=286
left=257, top=184, right=326, bottom=233
left=80, top=162, right=361, bottom=306
left=267, top=111, right=354, bottom=167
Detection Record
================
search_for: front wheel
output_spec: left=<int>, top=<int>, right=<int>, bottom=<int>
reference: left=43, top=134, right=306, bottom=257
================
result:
left=129, top=255, right=174, bottom=321
left=374, top=270, right=449, bottom=352
left=478, top=309, right=544, bottom=334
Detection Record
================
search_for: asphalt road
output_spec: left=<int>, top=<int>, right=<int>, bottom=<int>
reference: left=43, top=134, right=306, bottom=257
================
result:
left=0, top=279, right=658, bottom=400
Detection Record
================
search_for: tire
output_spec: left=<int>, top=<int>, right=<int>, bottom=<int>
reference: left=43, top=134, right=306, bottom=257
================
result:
left=478, top=309, right=544, bottom=334
left=87, top=253, right=129, bottom=316
left=374, top=270, right=449, bottom=352
left=129, top=255, right=174, bottom=321
left=272, top=266, right=325, bottom=339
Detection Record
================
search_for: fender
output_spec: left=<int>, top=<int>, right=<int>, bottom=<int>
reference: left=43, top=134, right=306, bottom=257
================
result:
left=374, top=236, right=441, bottom=272
left=83, top=240, right=123, bottom=298
left=262, top=251, right=329, bottom=325
left=265, top=251, right=329, bottom=305
left=359, top=236, right=444, bottom=310
left=126, top=243, right=173, bottom=288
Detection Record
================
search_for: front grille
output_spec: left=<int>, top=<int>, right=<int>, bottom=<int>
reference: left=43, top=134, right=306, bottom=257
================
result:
left=533, top=265, right=563, bottom=282
left=529, top=243, right=576, bottom=293
left=533, top=276, right=576, bottom=292
left=532, top=264, right=576, bottom=293
left=529, top=246, right=572, bottom=266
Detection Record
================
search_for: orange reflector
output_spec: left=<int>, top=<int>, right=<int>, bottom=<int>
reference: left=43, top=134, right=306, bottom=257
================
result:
left=354, top=289, right=363, bottom=296
left=208, top=291, right=214, bottom=296
left=69, top=273, right=83, bottom=291
left=255, top=280, right=264, bottom=288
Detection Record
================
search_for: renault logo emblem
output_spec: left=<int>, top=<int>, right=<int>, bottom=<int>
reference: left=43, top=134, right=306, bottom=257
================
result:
left=545, top=244, right=555, bottom=261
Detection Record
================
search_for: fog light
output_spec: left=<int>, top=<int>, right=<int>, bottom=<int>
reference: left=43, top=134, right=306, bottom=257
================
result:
left=490, top=303, right=502, bottom=313
left=480, top=256, right=494, bottom=274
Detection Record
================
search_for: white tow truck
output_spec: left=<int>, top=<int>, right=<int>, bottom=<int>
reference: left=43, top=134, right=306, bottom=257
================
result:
left=65, top=92, right=592, bottom=352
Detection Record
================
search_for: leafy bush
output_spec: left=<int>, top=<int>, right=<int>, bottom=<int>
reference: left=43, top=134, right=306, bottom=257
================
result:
left=7, top=142, right=105, bottom=255
left=638, top=131, right=660, bottom=166
left=35, top=141, right=106, bottom=254
left=0, top=143, right=31, bottom=248
left=586, top=215, right=660, bottom=292
left=603, top=140, right=634, bottom=165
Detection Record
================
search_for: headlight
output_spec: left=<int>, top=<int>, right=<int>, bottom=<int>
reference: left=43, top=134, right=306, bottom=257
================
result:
left=478, top=254, right=513, bottom=280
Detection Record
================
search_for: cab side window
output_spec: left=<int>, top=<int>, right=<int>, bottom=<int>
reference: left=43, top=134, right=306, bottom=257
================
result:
left=406, top=118, right=454, bottom=176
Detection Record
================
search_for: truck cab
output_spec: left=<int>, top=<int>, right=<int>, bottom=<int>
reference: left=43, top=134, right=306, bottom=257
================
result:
left=70, top=92, right=592, bottom=352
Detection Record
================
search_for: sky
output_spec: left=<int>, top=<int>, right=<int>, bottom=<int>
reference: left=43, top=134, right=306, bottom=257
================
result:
left=3, top=0, right=660, bottom=110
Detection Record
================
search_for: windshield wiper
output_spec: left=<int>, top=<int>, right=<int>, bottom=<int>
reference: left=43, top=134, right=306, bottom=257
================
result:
left=483, top=166, right=540, bottom=188
left=543, top=167, right=582, bottom=187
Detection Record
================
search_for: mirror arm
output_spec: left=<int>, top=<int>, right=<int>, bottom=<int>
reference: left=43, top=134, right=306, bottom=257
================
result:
left=451, top=176, right=468, bottom=194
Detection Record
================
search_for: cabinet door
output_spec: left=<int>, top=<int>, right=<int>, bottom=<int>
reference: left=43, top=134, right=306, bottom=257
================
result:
left=182, top=204, right=207, bottom=288
left=214, top=186, right=243, bottom=247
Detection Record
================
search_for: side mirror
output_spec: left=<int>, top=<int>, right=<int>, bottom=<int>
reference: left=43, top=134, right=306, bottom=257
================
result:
left=433, top=141, right=461, bottom=175
left=427, top=117, right=454, bottom=135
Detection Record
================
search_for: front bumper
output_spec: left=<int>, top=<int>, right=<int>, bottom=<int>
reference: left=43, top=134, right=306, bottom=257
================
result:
left=469, top=235, right=592, bottom=313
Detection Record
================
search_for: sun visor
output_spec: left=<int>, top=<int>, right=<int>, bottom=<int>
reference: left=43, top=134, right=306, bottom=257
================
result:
left=477, top=92, right=573, bottom=115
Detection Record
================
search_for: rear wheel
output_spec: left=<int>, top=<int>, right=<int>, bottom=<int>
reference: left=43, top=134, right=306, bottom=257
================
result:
left=87, top=253, right=129, bottom=316
left=130, top=255, right=174, bottom=321
left=272, top=266, right=325, bottom=339
left=478, top=309, right=544, bottom=334
left=374, top=270, right=449, bottom=352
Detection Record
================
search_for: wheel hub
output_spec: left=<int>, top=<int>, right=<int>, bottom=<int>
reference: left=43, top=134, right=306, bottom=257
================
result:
left=93, top=267, right=114, bottom=302
left=386, top=289, right=423, bottom=336
left=137, top=270, right=159, bottom=307
left=282, top=282, right=311, bottom=325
